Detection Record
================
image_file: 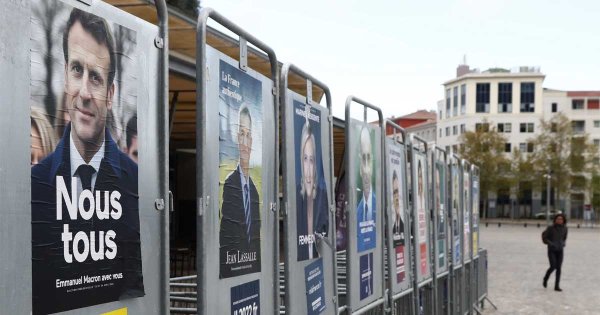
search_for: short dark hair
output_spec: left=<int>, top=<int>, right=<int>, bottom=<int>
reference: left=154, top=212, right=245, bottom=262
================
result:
left=63, top=8, right=116, bottom=89
left=126, top=115, right=137, bottom=149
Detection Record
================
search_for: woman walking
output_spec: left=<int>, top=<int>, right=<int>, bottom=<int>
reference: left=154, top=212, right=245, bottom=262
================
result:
left=542, top=213, right=568, bottom=291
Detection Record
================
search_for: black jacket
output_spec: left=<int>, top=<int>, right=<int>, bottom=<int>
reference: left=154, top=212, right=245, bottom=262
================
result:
left=543, top=224, right=568, bottom=252
left=31, top=124, right=142, bottom=314
left=296, top=184, right=329, bottom=261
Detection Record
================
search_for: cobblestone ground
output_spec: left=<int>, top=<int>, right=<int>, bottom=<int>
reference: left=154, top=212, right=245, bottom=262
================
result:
left=480, top=224, right=600, bottom=315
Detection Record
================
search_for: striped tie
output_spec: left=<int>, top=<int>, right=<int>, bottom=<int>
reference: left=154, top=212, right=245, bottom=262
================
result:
left=244, top=184, right=250, bottom=243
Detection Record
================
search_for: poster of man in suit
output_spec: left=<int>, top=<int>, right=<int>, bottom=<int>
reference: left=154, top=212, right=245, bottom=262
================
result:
left=356, top=125, right=377, bottom=253
left=387, top=142, right=406, bottom=283
left=30, top=2, right=143, bottom=313
left=218, top=60, right=263, bottom=278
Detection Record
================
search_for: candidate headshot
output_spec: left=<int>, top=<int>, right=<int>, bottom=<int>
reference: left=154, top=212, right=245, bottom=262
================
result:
left=357, top=126, right=376, bottom=252
left=31, top=8, right=143, bottom=310
left=391, top=170, right=404, bottom=243
left=219, top=104, right=261, bottom=277
left=296, top=120, right=328, bottom=261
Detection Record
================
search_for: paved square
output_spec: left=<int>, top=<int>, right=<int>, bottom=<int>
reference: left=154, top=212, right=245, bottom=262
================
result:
left=480, top=224, right=600, bottom=315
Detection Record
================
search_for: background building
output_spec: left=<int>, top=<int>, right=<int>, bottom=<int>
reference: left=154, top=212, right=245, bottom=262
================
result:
left=437, top=63, right=599, bottom=219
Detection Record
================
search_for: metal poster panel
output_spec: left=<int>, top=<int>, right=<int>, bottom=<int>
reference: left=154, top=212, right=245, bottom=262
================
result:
left=347, top=118, right=383, bottom=311
left=472, top=170, right=480, bottom=257
left=335, top=167, right=348, bottom=251
left=283, top=90, right=335, bottom=315
left=204, top=45, right=276, bottom=315
left=435, top=160, right=448, bottom=274
left=451, top=159, right=462, bottom=269
left=29, top=1, right=160, bottom=313
left=218, top=58, right=263, bottom=278
left=231, top=280, right=260, bottom=315
left=386, top=139, right=411, bottom=293
left=412, top=149, right=431, bottom=284
left=463, top=166, right=472, bottom=263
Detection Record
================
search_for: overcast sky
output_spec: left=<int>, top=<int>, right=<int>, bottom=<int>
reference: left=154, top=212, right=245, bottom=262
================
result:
left=201, top=0, right=600, bottom=120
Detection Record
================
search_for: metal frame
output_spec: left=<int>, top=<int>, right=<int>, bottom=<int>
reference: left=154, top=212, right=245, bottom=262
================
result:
left=408, top=134, right=433, bottom=315
left=385, top=120, right=415, bottom=315
left=431, top=145, right=449, bottom=315
left=433, top=146, right=449, bottom=278
left=449, top=153, right=462, bottom=315
left=344, top=96, right=386, bottom=314
left=460, top=159, right=471, bottom=315
left=196, top=7, right=280, bottom=314
left=280, top=63, right=338, bottom=314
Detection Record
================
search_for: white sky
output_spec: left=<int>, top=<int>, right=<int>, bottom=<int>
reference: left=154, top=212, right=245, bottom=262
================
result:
left=201, top=0, right=600, bottom=120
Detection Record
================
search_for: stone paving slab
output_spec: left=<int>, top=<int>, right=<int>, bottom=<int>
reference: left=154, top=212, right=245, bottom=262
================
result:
left=480, top=225, right=600, bottom=315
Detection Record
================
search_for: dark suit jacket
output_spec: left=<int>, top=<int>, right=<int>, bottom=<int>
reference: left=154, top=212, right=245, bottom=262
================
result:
left=357, top=192, right=377, bottom=252
left=392, top=215, right=405, bottom=247
left=31, top=124, right=143, bottom=314
left=296, top=185, right=329, bottom=261
left=219, top=165, right=261, bottom=278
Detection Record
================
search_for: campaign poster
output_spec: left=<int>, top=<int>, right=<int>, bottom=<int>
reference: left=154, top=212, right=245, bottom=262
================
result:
left=451, top=164, right=461, bottom=266
left=387, top=142, right=406, bottom=283
left=30, top=2, right=143, bottom=313
left=294, top=101, right=329, bottom=261
left=218, top=59, right=263, bottom=278
left=472, top=174, right=479, bottom=255
left=355, top=124, right=377, bottom=253
left=304, top=258, right=326, bottom=315
left=463, top=169, right=471, bottom=260
left=335, top=169, right=348, bottom=251
left=231, top=280, right=260, bottom=315
left=414, top=154, right=429, bottom=278
left=435, top=162, right=447, bottom=270
left=359, top=253, right=374, bottom=300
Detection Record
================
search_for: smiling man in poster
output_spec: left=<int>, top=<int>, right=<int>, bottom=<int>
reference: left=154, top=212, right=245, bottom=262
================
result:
left=31, top=7, right=143, bottom=314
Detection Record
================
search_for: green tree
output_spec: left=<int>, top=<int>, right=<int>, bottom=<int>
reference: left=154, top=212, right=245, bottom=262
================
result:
left=458, top=121, right=509, bottom=218
left=508, top=148, right=537, bottom=218
left=167, top=0, right=199, bottom=18
left=529, top=113, right=600, bottom=213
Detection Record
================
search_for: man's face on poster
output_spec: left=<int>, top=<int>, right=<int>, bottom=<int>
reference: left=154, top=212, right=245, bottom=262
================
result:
left=359, top=128, right=372, bottom=197
left=64, top=21, right=114, bottom=145
left=393, top=176, right=401, bottom=221
left=238, top=113, right=252, bottom=172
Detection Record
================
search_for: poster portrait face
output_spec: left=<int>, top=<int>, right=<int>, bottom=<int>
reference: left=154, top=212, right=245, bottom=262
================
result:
left=218, top=59, right=263, bottom=278
left=30, top=3, right=142, bottom=313
left=294, top=101, right=328, bottom=262
left=355, top=124, right=377, bottom=253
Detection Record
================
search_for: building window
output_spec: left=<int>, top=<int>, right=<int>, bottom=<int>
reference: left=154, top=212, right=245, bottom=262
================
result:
left=505, top=143, right=512, bottom=153
left=446, top=127, right=450, bottom=136
left=572, top=120, right=585, bottom=134
left=551, top=102, right=557, bottom=113
left=476, top=83, right=490, bottom=113
left=520, top=142, right=534, bottom=153
left=453, top=86, right=458, bottom=116
left=572, top=99, right=585, bottom=110
left=446, top=145, right=450, bottom=153
left=453, top=125, right=458, bottom=135
left=475, top=123, right=490, bottom=132
left=497, top=123, right=512, bottom=133
left=589, top=99, right=599, bottom=110
left=520, top=123, right=534, bottom=133
left=460, top=84, right=466, bottom=114
left=452, top=144, right=458, bottom=153
left=594, top=139, right=600, bottom=147
left=520, top=82, right=535, bottom=112
left=446, top=89, right=451, bottom=118
left=594, top=120, right=600, bottom=128
left=439, top=128, right=442, bottom=138
left=551, top=123, right=557, bottom=132
left=498, top=83, right=512, bottom=113
left=460, top=124, right=465, bottom=134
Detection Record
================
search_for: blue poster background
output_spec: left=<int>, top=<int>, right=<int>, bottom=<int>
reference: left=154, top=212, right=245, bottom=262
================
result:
left=304, top=258, right=326, bottom=315
left=359, top=253, right=374, bottom=300
left=231, top=280, right=260, bottom=315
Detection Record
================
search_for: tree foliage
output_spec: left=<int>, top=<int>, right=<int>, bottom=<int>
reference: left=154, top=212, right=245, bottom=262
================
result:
left=167, top=0, right=200, bottom=18
left=458, top=120, right=509, bottom=217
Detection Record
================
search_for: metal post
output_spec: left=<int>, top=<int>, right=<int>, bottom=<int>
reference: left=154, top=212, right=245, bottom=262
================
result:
left=545, top=172, right=551, bottom=226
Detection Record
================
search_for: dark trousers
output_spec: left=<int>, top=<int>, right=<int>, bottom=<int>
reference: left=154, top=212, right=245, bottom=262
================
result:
left=544, top=249, right=563, bottom=287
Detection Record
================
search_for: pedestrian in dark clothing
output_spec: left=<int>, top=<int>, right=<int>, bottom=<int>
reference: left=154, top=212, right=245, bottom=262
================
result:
left=542, top=213, right=568, bottom=291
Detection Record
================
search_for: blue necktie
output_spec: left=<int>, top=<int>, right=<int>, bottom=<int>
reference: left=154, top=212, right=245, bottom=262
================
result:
left=244, top=183, right=250, bottom=243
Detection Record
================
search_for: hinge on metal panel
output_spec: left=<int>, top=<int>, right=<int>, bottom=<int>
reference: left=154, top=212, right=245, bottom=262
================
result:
left=306, top=79, right=313, bottom=105
left=272, top=87, right=277, bottom=96
left=270, top=202, right=277, bottom=213
left=198, top=197, right=209, bottom=216
left=154, top=36, right=164, bottom=49
left=239, top=37, right=248, bottom=72
left=330, top=204, right=335, bottom=214
left=282, top=202, right=288, bottom=217
left=328, top=115, right=333, bottom=122
left=155, top=198, right=165, bottom=211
